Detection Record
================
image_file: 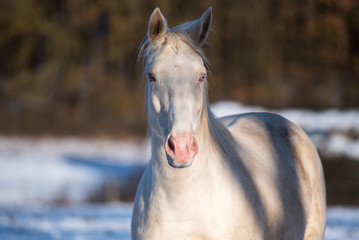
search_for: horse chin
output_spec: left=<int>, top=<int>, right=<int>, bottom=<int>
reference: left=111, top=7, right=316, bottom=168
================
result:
left=166, top=155, right=194, bottom=169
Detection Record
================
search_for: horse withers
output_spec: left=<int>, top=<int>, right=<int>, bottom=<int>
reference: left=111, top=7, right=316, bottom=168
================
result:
left=131, top=7, right=326, bottom=240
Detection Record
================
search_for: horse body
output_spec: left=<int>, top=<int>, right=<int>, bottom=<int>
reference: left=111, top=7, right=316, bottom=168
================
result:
left=221, top=113, right=326, bottom=239
left=132, top=7, right=326, bottom=240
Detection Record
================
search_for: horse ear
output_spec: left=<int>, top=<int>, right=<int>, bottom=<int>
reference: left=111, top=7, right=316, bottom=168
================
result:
left=148, top=8, right=168, bottom=43
left=187, top=7, right=212, bottom=46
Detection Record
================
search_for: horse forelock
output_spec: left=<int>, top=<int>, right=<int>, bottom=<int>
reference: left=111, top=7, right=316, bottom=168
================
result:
left=138, top=30, right=210, bottom=79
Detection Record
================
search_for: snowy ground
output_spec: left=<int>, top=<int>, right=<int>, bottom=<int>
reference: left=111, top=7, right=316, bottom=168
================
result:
left=0, top=101, right=358, bottom=239
left=0, top=204, right=358, bottom=240
left=0, top=137, right=150, bottom=205
left=0, top=203, right=133, bottom=240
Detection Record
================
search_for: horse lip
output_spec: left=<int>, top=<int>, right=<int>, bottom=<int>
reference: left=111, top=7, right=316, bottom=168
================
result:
left=166, top=154, right=194, bottom=168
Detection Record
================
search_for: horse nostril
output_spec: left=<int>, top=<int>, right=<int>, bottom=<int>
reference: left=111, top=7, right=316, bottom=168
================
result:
left=168, top=135, right=175, bottom=152
left=165, top=133, right=199, bottom=166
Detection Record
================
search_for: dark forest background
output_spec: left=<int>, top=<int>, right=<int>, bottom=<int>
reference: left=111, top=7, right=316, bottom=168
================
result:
left=1, top=0, right=359, bottom=137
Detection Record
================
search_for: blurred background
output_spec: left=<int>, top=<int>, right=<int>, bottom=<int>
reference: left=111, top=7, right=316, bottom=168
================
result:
left=0, top=0, right=359, bottom=239
left=1, top=0, right=359, bottom=136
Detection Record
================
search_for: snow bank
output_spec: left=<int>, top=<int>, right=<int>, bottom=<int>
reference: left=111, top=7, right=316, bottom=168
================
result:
left=211, top=101, right=359, bottom=160
left=211, top=101, right=359, bottom=133
left=0, top=137, right=149, bottom=206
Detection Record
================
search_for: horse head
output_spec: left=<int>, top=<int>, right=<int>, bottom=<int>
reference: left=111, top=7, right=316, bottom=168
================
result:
left=142, top=8, right=212, bottom=168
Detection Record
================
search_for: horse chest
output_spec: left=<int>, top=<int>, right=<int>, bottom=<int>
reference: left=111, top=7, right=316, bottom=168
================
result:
left=155, top=204, right=239, bottom=240
left=146, top=178, right=247, bottom=239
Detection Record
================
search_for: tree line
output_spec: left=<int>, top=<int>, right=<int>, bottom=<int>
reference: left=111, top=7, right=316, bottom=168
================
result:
left=0, top=0, right=358, bottom=136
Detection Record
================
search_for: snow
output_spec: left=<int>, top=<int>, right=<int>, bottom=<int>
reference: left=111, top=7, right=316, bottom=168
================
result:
left=0, top=204, right=358, bottom=240
left=326, top=207, right=359, bottom=240
left=0, top=101, right=359, bottom=239
left=211, top=101, right=359, bottom=133
left=0, top=137, right=149, bottom=206
left=0, top=203, right=133, bottom=240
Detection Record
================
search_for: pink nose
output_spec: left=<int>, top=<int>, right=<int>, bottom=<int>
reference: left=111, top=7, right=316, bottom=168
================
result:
left=165, top=133, right=198, bottom=166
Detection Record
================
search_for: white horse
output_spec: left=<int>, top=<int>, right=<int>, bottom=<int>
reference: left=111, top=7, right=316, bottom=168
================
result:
left=132, top=7, right=326, bottom=240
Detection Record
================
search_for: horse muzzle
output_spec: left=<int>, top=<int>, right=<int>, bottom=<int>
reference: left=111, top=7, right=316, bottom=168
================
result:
left=165, top=133, right=198, bottom=168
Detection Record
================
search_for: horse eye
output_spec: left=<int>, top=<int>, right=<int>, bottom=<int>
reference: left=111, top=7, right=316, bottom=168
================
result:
left=147, top=73, right=156, bottom=82
left=199, top=73, right=206, bottom=82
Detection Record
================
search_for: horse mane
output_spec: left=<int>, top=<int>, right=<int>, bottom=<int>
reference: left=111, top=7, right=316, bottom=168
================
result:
left=199, top=93, right=240, bottom=164
left=138, top=29, right=210, bottom=76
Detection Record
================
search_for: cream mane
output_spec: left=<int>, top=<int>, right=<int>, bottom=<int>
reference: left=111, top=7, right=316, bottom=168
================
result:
left=138, top=30, right=210, bottom=77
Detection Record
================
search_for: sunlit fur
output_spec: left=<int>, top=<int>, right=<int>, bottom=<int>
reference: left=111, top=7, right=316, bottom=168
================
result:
left=132, top=8, right=326, bottom=240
